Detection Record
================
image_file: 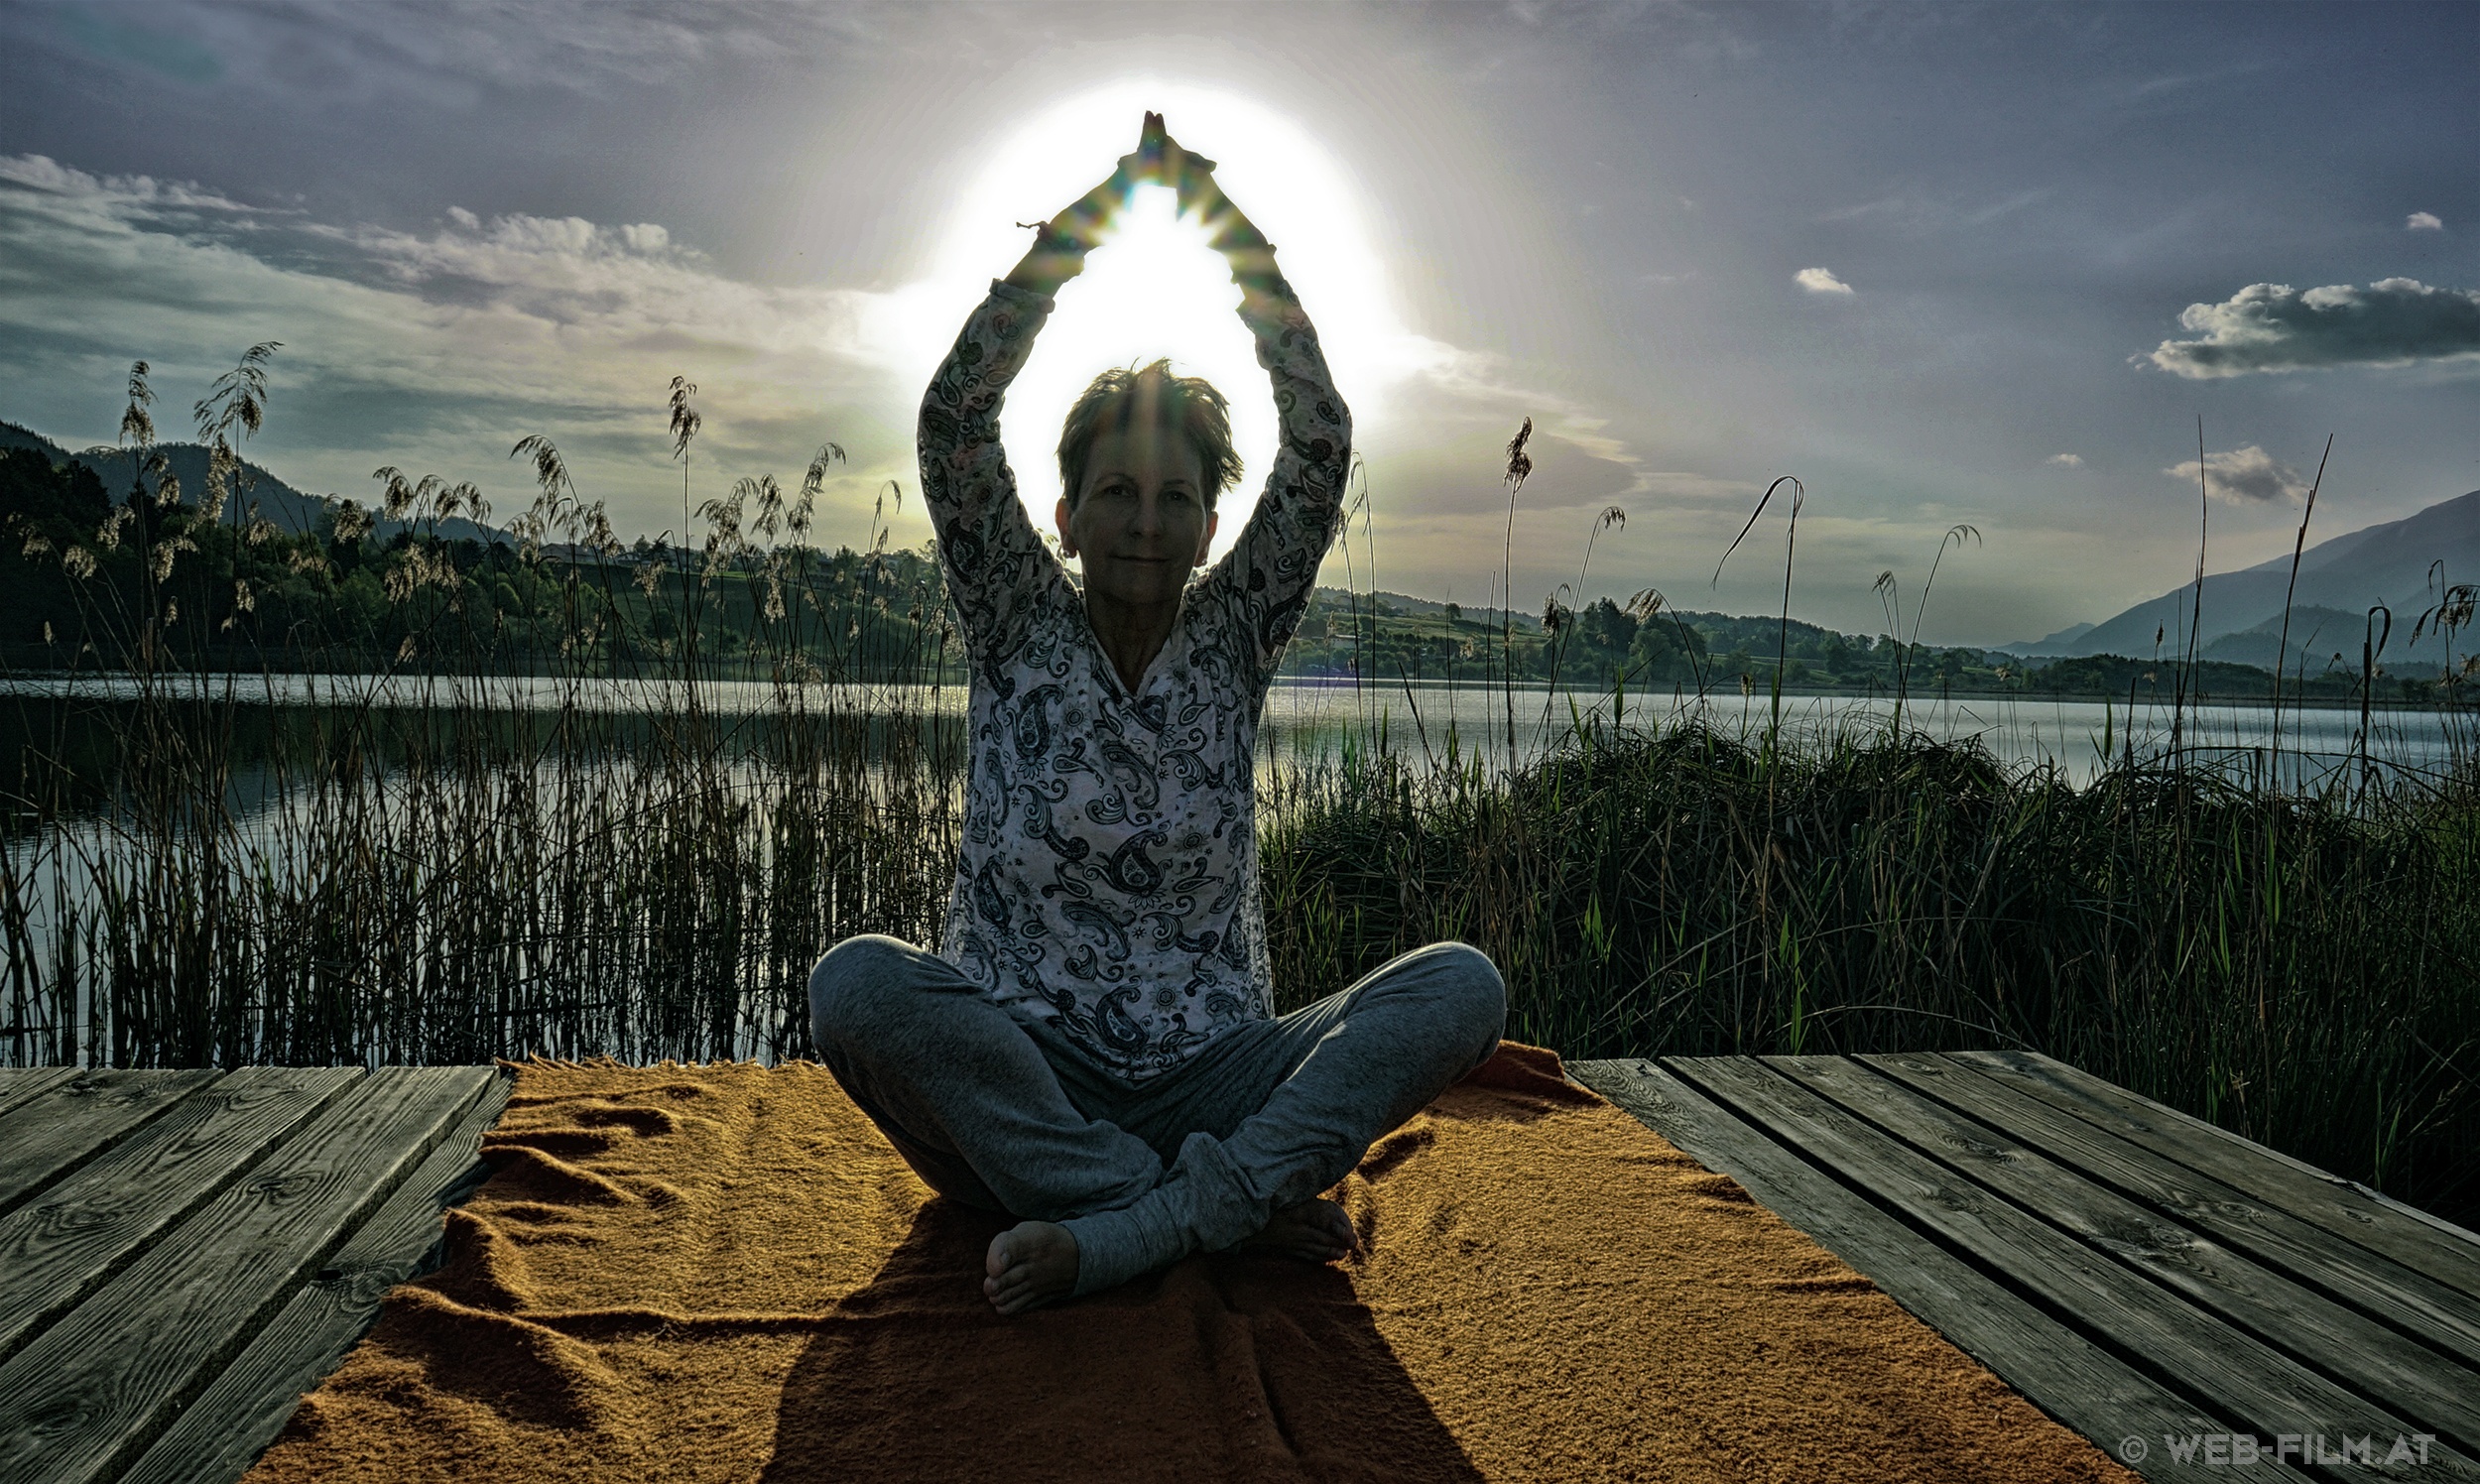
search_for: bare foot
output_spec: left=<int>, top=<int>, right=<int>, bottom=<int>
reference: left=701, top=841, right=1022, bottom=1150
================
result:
left=1243, top=1197, right=1358, bottom=1263
left=985, top=1220, right=1079, bottom=1315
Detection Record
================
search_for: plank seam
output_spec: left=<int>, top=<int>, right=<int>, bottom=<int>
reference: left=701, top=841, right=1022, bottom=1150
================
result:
left=77, top=1068, right=503, bottom=1484
left=1574, top=1058, right=2235, bottom=1484
left=1659, top=1054, right=2453, bottom=1482
left=1660, top=1054, right=2234, bottom=1395
left=0, top=1068, right=80, bottom=1121
left=1781, top=1054, right=2480, bottom=1456
left=1878, top=1052, right=2480, bottom=1373
left=115, top=1069, right=514, bottom=1484
left=0, top=1069, right=370, bottom=1373
left=0, top=1070, right=228, bottom=1223
left=2006, top=1052, right=2480, bottom=1251
left=1954, top=1051, right=2480, bottom=1298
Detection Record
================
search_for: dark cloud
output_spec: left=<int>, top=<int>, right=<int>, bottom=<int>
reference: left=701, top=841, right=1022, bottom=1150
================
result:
left=51, top=6, right=224, bottom=84
left=2148, top=278, right=2480, bottom=378
left=38, top=1, right=885, bottom=101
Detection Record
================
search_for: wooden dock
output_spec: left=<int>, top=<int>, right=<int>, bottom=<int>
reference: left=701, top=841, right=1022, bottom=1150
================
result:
left=1571, top=1052, right=2480, bottom=1483
left=6, top=1054, right=2478, bottom=1483
left=0, top=1064, right=510, bottom=1484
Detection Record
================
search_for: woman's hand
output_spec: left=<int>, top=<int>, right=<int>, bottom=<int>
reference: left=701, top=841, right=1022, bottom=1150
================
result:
left=1002, top=157, right=1136, bottom=298
left=1005, top=112, right=1281, bottom=300
left=1131, top=113, right=1278, bottom=286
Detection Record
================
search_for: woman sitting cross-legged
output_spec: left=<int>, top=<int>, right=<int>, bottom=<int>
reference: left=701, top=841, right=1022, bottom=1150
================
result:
left=808, top=115, right=1506, bottom=1316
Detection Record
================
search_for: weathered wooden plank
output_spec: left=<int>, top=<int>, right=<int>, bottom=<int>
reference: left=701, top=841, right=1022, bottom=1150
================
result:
left=1668, top=1055, right=2476, bottom=1480
left=0, top=1066, right=496, bottom=1484
left=1868, top=1051, right=2480, bottom=1374
left=0, top=1066, right=364, bottom=1366
left=118, top=1068, right=510, bottom=1484
left=1568, top=1058, right=2231, bottom=1484
left=0, top=1068, right=79, bottom=1120
left=0, top=1069, right=224, bottom=1220
left=1767, top=1054, right=2480, bottom=1454
left=1955, top=1051, right=2480, bottom=1300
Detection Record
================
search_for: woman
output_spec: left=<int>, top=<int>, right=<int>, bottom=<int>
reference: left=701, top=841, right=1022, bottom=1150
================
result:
left=810, top=115, right=1505, bottom=1315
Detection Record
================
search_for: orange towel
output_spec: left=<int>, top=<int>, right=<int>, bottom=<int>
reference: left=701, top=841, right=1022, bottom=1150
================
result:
left=245, top=1045, right=2136, bottom=1482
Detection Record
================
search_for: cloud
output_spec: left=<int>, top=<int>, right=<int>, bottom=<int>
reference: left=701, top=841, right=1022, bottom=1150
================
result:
left=2165, top=445, right=2309, bottom=505
left=0, top=150, right=905, bottom=542
left=2045, top=453, right=2083, bottom=469
left=27, top=2, right=889, bottom=106
left=1794, top=267, right=1853, bottom=296
left=0, top=152, right=264, bottom=215
left=2146, top=278, right=2480, bottom=378
left=0, top=142, right=1646, bottom=567
left=2409, top=211, right=2443, bottom=231
left=1363, top=329, right=1665, bottom=504
left=1819, top=188, right=2048, bottom=234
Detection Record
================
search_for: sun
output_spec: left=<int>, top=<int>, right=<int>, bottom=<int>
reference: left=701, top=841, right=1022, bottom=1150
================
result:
left=866, top=81, right=1418, bottom=556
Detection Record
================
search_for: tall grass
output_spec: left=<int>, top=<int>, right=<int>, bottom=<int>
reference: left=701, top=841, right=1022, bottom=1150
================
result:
left=1262, top=717, right=2480, bottom=1221
left=3, top=356, right=966, bottom=1067
left=0, top=689, right=964, bottom=1068
left=1, top=361, right=2474, bottom=1225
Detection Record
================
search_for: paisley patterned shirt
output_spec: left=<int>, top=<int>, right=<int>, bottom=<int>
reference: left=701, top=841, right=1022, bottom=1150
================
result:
left=917, top=274, right=1352, bottom=1080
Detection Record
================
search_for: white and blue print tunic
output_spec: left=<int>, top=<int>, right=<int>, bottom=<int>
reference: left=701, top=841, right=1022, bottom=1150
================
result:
left=917, top=274, right=1352, bottom=1080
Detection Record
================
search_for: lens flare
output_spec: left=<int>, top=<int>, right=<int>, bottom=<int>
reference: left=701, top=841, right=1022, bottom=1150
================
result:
left=863, top=81, right=1427, bottom=556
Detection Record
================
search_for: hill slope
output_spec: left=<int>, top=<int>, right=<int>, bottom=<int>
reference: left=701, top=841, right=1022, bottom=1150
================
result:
left=0, top=419, right=502, bottom=544
left=2067, top=489, right=2480, bottom=660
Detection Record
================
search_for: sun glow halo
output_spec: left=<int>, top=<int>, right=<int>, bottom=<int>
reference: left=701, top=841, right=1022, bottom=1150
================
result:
left=871, top=84, right=1417, bottom=556
left=1036, top=179, right=1261, bottom=525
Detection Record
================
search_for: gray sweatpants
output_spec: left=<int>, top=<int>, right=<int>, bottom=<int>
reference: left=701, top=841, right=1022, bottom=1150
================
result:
left=807, top=936, right=1506, bottom=1297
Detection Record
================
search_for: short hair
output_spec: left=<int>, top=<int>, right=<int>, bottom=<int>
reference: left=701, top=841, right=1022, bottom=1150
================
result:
left=1056, top=359, right=1244, bottom=511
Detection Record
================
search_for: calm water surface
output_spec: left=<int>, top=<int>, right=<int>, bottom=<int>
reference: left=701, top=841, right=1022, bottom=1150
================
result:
left=5, top=672, right=2470, bottom=1063
left=4, top=671, right=2472, bottom=788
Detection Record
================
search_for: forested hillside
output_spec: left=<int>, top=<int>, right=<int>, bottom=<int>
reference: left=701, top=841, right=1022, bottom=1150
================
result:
left=3, top=424, right=2466, bottom=704
left=0, top=442, right=956, bottom=682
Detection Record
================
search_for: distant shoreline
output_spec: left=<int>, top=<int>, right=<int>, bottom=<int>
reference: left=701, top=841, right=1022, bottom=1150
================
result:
left=1267, top=675, right=2466, bottom=711
left=0, top=668, right=2465, bottom=716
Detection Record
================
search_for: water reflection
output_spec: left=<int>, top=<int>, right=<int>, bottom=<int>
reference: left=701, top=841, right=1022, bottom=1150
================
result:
left=1267, top=679, right=2474, bottom=790
left=5, top=672, right=2471, bottom=791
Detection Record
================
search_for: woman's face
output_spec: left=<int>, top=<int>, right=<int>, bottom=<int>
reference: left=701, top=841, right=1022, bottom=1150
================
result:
left=1056, top=423, right=1219, bottom=609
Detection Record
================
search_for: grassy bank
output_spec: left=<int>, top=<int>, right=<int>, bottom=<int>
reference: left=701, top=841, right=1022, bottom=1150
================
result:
left=1265, top=719, right=2480, bottom=1223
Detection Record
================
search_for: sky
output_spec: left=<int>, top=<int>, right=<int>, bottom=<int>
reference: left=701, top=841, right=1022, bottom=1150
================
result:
left=1, top=1, right=2475, bottom=647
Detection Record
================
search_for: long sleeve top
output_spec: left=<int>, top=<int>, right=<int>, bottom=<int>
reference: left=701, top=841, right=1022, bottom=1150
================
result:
left=916, top=270, right=1352, bottom=1080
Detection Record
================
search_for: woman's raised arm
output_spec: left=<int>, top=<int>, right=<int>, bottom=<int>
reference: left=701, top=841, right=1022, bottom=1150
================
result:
left=1158, top=125, right=1355, bottom=690
left=917, top=163, right=1139, bottom=674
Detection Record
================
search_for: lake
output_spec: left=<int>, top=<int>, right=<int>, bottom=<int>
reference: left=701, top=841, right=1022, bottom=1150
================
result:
left=4, top=670, right=2470, bottom=1067
left=4, top=671, right=2472, bottom=790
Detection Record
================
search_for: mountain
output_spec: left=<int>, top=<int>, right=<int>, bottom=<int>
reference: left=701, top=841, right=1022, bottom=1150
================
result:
left=1309, top=586, right=1545, bottom=631
left=2196, top=605, right=2371, bottom=677
left=0, top=421, right=68, bottom=460
left=2065, top=489, right=2480, bottom=661
left=0, top=418, right=503, bottom=544
left=1995, top=621, right=2094, bottom=657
